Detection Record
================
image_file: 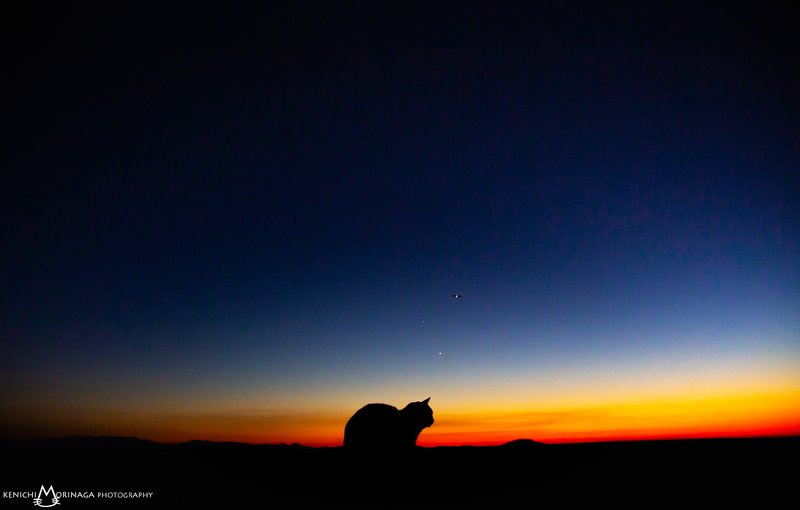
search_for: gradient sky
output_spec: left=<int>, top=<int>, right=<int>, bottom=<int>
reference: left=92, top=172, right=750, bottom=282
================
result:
left=3, top=3, right=799, bottom=446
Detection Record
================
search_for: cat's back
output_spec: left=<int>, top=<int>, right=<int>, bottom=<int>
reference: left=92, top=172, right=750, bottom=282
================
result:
left=343, top=403, right=398, bottom=448
left=346, top=403, right=398, bottom=427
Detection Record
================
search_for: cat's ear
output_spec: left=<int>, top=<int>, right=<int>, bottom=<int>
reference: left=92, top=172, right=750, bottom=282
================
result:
left=422, top=397, right=430, bottom=404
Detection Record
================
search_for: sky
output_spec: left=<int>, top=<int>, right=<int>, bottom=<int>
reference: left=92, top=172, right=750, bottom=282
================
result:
left=2, top=3, right=799, bottom=446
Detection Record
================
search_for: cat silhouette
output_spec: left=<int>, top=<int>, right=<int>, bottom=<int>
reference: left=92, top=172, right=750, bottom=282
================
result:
left=343, top=397, right=434, bottom=449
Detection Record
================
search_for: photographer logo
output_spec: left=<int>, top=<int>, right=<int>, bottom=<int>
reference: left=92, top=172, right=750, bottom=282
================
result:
left=3, top=485, right=154, bottom=506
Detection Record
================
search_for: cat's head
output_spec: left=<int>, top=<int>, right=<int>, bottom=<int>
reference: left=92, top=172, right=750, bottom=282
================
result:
left=402, top=397, right=434, bottom=427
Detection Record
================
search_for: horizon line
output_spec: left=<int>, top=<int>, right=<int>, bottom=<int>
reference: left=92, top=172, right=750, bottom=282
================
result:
left=5, top=432, right=799, bottom=448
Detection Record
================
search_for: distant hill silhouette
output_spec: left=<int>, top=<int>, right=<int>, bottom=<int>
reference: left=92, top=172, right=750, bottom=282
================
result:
left=500, top=438, right=545, bottom=448
left=36, top=435, right=159, bottom=448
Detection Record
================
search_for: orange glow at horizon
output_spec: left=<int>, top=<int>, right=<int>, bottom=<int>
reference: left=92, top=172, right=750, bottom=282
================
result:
left=417, top=389, right=800, bottom=446
left=258, top=388, right=800, bottom=446
left=5, top=387, right=798, bottom=447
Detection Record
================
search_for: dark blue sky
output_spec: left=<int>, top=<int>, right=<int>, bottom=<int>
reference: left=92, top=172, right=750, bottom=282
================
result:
left=3, top=3, right=798, bottom=442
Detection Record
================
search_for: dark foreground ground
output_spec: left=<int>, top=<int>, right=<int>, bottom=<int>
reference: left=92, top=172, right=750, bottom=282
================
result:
left=2, top=436, right=797, bottom=508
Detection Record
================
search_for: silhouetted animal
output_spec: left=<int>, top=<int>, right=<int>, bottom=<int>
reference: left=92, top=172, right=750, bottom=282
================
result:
left=343, top=397, right=434, bottom=449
